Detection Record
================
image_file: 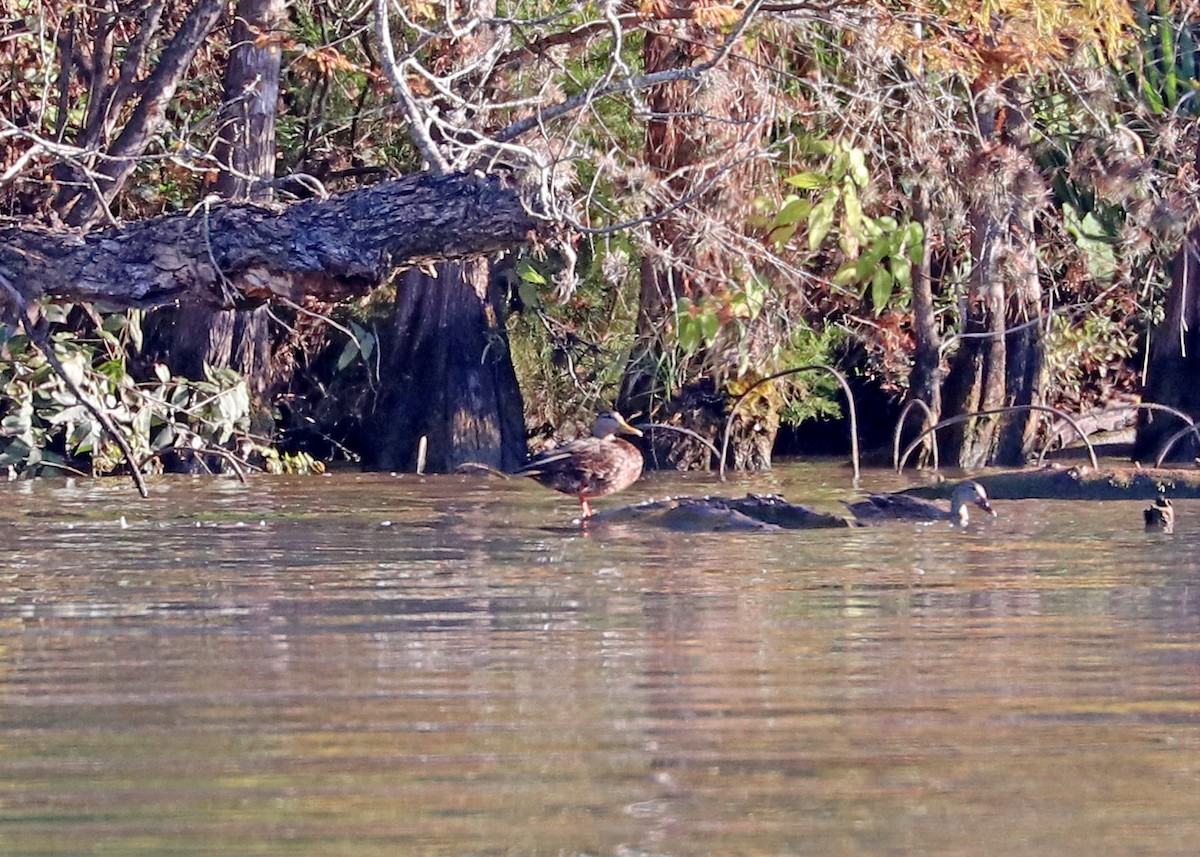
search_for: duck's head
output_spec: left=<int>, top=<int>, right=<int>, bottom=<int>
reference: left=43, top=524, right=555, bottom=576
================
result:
left=593, top=410, right=643, bottom=439
left=953, top=481, right=996, bottom=518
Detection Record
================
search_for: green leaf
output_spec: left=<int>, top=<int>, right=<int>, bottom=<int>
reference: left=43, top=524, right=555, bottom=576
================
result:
left=771, top=197, right=812, bottom=228
left=891, top=255, right=912, bottom=292
left=903, top=221, right=925, bottom=262
left=152, top=426, right=176, bottom=452
left=677, top=315, right=701, bottom=354
left=847, top=147, right=869, bottom=187
left=43, top=304, right=70, bottom=324
left=870, top=267, right=894, bottom=314
left=831, top=262, right=860, bottom=288
left=517, top=259, right=547, bottom=285
left=336, top=339, right=359, bottom=372
left=784, top=172, right=827, bottom=190
left=855, top=237, right=891, bottom=282
left=698, top=309, right=720, bottom=346
left=808, top=191, right=838, bottom=252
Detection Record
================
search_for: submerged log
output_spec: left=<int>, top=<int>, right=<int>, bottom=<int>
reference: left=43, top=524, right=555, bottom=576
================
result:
left=901, top=465, right=1200, bottom=501
left=592, top=493, right=853, bottom=531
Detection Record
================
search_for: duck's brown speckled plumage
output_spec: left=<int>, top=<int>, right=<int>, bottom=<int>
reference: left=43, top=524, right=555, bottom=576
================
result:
left=517, top=411, right=644, bottom=518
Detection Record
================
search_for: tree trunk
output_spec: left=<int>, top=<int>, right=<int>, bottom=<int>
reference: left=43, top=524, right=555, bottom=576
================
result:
left=362, top=259, right=526, bottom=472
left=903, top=184, right=942, bottom=460
left=1135, top=227, right=1200, bottom=461
left=994, top=85, right=1045, bottom=466
left=359, top=0, right=526, bottom=474
left=617, top=5, right=777, bottom=469
left=941, top=81, right=1045, bottom=468
left=150, top=0, right=285, bottom=409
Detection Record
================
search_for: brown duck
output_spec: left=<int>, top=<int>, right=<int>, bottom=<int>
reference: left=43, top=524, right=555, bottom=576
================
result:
left=516, top=411, right=644, bottom=518
left=847, top=480, right=996, bottom=526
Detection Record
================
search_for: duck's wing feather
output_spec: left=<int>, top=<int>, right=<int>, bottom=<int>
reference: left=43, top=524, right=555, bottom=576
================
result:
left=845, top=492, right=945, bottom=520
left=516, top=437, right=597, bottom=475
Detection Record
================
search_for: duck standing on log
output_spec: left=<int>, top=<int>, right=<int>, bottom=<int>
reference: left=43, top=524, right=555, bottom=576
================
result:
left=516, top=411, right=644, bottom=519
left=847, top=480, right=996, bottom=526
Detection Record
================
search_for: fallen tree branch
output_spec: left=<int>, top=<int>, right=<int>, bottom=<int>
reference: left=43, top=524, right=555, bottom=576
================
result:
left=0, top=171, right=541, bottom=310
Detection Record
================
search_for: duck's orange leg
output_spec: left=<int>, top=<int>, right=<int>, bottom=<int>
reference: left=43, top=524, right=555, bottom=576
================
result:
left=579, top=497, right=593, bottom=518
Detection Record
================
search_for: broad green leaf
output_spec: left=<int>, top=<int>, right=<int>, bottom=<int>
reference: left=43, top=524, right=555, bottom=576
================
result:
left=903, top=222, right=925, bottom=264
left=336, top=339, right=359, bottom=371
left=698, top=309, right=720, bottom=345
left=855, top=237, right=891, bottom=282
left=784, top=172, right=827, bottom=190
left=772, top=197, right=812, bottom=228
left=517, top=259, right=547, bottom=285
left=892, top=255, right=912, bottom=292
left=808, top=191, right=838, bottom=252
left=871, top=267, right=894, bottom=314
left=847, top=148, right=869, bottom=187
left=152, top=426, right=176, bottom=452
left=831, top=262, right=860, bottom=287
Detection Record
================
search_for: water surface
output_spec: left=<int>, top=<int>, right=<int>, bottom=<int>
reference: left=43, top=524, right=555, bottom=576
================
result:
left=1, top=463, right=1198, bottom=856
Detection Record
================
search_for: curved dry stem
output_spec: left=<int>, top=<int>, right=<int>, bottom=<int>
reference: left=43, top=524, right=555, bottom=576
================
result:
left=717, top=364, right=860, bottom=484
left=1153, top=423, right=1200, bottom=467
left=899, top=405, right=1098, bottom=473
left=1035, top=402, right=1199, bottom=469
left=892, top=398, right=939, bottom=472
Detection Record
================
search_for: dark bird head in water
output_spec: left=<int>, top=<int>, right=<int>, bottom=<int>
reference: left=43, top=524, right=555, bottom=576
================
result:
left=1144, top=495, right=1174, bottom=533
left=951, top=481, right=996, bottom=524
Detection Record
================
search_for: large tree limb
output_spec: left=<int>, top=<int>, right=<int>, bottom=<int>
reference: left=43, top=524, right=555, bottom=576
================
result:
left=0, top=172, right=542, bottom=310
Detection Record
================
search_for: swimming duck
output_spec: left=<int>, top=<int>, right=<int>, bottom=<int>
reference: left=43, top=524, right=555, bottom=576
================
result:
left=846, top=480, right=996, bottom=525
left=516, top=411, right=644, bottom=518
left=1144, top=496, right=1174, bottom=533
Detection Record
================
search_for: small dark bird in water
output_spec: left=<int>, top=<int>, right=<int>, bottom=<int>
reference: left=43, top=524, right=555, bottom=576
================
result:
left=846, top=480, right=996, bottom=525
left=516, top=410, right=644, bottom=518
left=1144, top=496, right=1174, bottom=533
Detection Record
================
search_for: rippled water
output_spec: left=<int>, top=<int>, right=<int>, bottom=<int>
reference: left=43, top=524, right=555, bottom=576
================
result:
left=1, top=463, right=1199, bottom=856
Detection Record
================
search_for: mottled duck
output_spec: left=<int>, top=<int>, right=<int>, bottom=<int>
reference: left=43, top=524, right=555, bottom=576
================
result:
left=516, top=411, right=644, bottom=518
left=847, top=480, right=996, bottom=526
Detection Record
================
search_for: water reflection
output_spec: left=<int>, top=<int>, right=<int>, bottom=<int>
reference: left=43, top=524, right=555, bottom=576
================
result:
left=1, top=466, right=1199, bottom=855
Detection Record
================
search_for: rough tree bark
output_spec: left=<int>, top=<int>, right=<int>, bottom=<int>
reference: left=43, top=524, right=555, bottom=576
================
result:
left=1135, top=227, right=1200, bottom=462
left=363, top=0, right=527, bottom=474
left=363, top=259, right=526, bottom=472
left=941, top=81, right=1045, bottom=468
left=0, top=173, right=540, bottom=309
left=148, top=0, right=286, bottom=408
left=902, top=184, right=943, bottom=459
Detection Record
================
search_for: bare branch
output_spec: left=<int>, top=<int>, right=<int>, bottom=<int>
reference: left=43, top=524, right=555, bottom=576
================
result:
left=373, top=0, right=451, bottom=174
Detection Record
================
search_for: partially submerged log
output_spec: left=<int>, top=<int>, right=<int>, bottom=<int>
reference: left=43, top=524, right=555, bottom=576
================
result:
left=0, top=172, right=540, bottom=309
left=592, top=493, right=853, bottom=531
left=901, top=465, right=1200, bottom=501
